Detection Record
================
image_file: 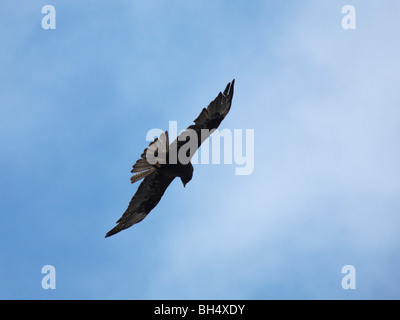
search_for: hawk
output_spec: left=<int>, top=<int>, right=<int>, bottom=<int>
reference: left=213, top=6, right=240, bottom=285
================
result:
left=106, top=80, right=235, bottom=237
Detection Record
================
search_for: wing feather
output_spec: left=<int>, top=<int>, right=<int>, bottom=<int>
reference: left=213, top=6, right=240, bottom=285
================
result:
left=172, top=79, right=235, bottom=158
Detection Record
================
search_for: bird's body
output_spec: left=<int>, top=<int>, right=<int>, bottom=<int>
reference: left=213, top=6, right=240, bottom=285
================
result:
left=106, top=80, right=235, bottom=237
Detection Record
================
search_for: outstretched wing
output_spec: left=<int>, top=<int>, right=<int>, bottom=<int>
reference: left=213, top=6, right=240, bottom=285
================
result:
left=105, top=170, right=175, bottom=237
left=171, top=79, right=235, bottom=159
left=191, top=79, right=235, bottom=133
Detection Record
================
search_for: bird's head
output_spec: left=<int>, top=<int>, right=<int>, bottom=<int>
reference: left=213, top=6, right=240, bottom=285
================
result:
left=180, top=162, right=194, bottom=187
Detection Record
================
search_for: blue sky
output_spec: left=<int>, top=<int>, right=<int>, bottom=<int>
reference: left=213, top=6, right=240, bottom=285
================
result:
left=1, top=0, right=399, bottom=299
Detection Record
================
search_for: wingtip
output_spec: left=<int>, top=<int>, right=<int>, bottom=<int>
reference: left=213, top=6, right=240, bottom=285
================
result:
left=105, top=224, right=123, bottom=238
left=230, top=79, right=235, bottom=95
left=223, top=79, right=235, bottom=97
left=105, top=230, right=116, bottom=238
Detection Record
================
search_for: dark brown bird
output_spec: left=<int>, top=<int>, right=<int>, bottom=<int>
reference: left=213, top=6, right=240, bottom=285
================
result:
left=105, top=80, right=235, bottom=237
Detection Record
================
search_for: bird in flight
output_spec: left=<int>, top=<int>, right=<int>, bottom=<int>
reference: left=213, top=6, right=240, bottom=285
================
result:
left=105, top=80, right=235, bottom=237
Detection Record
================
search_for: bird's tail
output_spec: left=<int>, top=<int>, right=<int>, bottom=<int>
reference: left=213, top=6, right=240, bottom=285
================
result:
left=130, top=131, right=169, bottom=184
left=130, top=167, right=156, bottom=183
